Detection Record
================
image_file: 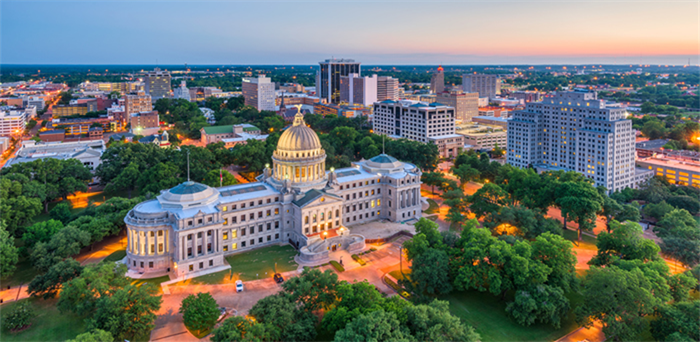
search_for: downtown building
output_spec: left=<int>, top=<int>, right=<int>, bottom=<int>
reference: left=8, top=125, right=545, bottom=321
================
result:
left=462, top=73, right=501, bottom=99
left=430, top=66, right=445, bottom=94
left=340, top=73, right=377, bottom=106
left=377, top=76, right=399, bottom=101
left=123, top=111, right=423, bottom=278
left=507, top=91, right=641, bottom=193
left=435, top=90, right=479, bottom=122
left=316, top=58, right=361, bottom=104
left=242, top=75, right=276, bottom=111
left=373, top=100, right=464, bottom=158
left=144, top=68, right=172, bottom=100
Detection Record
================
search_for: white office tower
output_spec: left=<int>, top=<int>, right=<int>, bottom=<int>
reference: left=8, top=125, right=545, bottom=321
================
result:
left=377, top=76, right=399, bottom=101
left=242, top=75, right=276, bottom=111
left=340, top=74, right=377, bottom=106
left=507, top=91, right=636, bottom=193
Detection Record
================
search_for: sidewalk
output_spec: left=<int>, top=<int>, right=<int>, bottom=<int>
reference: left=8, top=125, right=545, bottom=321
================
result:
left=556, top=320, right=606, bottom=342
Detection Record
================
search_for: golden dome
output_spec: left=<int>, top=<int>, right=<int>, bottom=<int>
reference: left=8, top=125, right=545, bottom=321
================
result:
left=277, top=111, right=321, bottom=152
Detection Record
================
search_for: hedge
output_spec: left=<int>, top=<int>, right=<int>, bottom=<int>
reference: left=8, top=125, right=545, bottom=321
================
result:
left=351, top=254, right=366, bottom=266
left=330, top=260, right=344, bottom=272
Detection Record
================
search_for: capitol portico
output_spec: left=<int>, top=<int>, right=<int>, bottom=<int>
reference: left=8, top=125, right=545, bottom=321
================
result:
left=124, top=110, right=425, bottom=278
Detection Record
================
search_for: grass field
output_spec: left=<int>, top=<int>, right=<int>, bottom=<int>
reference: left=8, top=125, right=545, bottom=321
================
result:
left=226, top=244, right=298, bottom=281
left=424, top=199, right=440, bottom=214
left=562, top=229, right=598, bottom=250
left=442, top=290, right=584, bottom=342
left=173, top=244, right=299, bottom=286
left=103, top=248, right=127, bottom=262
left=0, top=297, right=86, bottom=342
left=1, top=256, right=40, bottom=288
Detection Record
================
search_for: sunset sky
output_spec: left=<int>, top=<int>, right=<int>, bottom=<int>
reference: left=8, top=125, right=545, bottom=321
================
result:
left=2, top=0, right=698, bottom=65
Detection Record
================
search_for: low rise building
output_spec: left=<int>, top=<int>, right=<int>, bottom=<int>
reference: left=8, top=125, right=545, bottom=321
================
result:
left=52, top=104, right=93, bottom=117
left=139, top=131, right=171, bottom=148
left=435, top=90, right=479, bottom=122
left=6, top=139, right=106, bottom=171
left=130, top=111, right=160, bottom=135
left=0, top=107, right=27, bottom=137
left=200, top=124, right=263, bottom=145
left=636, top=155, right=700, bottom=188
left=124, top=91, right=152, bottom=115
left=459, top=130, right=508, bottom=151
left=471, top=116, right=510, bottom=129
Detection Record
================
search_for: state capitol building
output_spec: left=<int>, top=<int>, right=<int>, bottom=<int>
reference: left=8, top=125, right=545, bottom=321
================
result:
left=124, top=111, right=424, bottom=278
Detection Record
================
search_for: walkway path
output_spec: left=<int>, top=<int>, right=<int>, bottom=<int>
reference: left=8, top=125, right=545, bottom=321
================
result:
left=75, top=234, right=127, bottom=266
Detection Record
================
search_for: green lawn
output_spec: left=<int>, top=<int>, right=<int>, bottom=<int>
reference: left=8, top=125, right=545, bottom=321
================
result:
left=442, top=290, right=584, bottom=342
left=172, top=245, right=299, bottom=286
left=131, top=275, right=170, bottom=293
left=0, top=297, right=86, bottom=342
left=389, top=269, right=410, bottom=282
left=103, top=248, right=127, bottom=262
left=1, top=256, right=40, bottom=288
left=424, top=199, right=439, bottom=214
left=562, top=229, right=598, bottom=250
left=226, top=244, right=298, bottom=281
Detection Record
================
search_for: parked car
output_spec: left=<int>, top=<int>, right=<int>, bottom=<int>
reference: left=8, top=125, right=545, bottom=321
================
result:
left=235, top=280, right=244, bottom=292
left=273, top=273, right=284, bottom=283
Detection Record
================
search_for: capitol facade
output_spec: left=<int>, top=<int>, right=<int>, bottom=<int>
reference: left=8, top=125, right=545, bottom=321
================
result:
left=124, top=111, right=424, bottom=277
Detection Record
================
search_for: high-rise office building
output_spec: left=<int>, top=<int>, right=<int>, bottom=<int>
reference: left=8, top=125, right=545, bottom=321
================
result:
left=377, top=76, right=399, bottom=101
left=430, top=66, right=445, bottom=94
left=435, top=90, right=479, bottom=122
left=124, top=91, right=152, bottom=115
left=316, top=59, right=361, bottom=104
left=242, top=75, right=276, bottom=111
left=144, top=68, right=172, bottom=100
left=373, top=100, right=464, bottom=158
left=340, top=73, right=377, bottom=106
left=462, top=74, right=501, bottom=99
left=507, top=91, right=637, bottom=193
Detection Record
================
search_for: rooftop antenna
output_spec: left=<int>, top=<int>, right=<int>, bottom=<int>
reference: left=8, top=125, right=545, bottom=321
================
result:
left=186, top=149, right=191, bottom=182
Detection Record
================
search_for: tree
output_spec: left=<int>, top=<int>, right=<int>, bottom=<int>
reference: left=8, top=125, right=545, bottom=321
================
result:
left=68, top=329, right=114, bottom=342
left=106, top=162, right=140, bottom=198
left=58, top=262, right=129, bottom=316
left=333, top=310, right=409, bottom=342
left=615, top=204, right=640, bottom=223
left=666, top=195, right=700, bottom=215
left=660, top=238, right=700, bottom=267
left=180, top=292, right=221, bottom=335
left=668, top=271, right=699, bottom=302
left=506, top=284, right=570, bottom=328
left=467, top=183, right=509, bottom=220
left=576, top=266, right=659, bottom=341
left=0, top=220, right=19, bottom=278
left=642, top=201, right=674, bottom=221
left=406, top=248, right=453, bottom=299
left=642, top=119, right=667, bottom=140
left=650, top=301, right=700, bottom=342
left=556, top=181, right=603, bottom=241
left=282, top=268, right=338, bottom=312
left=530, top=233, right=578, bottom=292
left=31, top=225, right=91, bottom=272
left=249, top=292, right=317, bottom=341
left=22, top=219, right=64, bottom=248
left=211, top=316, right=256, bottom=342
left=450, top=164, right=480, bottom=189
left=50, top=202, right=73, bottom=224
left=68, top=216, right=119, bottom=246
left=321, top=281, right=385, bottom=335
left=203, top=169, right=238, bottom=188
left=232, top=139, right=269, bottom=173
left=137, top=162, right=182, bottom=194
left=404, top=300, right=480, bottom=342
left=492, top=143, right=505, bottom=158
left=421, top=172, right=445, bottom=195
left=655, top=209, right=700, bottom=241
left=590, top=221, right=660, bottom=266
left=2, top=301, right=35, bottom=331
left=28, top=258, right=83, bottom=299
left=89, top=283, right=162, bottom=341
left=600, top=196, right=623, bottom=232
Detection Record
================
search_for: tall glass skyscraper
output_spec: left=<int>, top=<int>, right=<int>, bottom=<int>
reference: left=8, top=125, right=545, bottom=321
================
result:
left=316, top=59, right=360, bottom=104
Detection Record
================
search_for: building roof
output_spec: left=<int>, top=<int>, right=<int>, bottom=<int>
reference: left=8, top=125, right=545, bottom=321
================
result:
left=292, top=189, right=342, bottom=207
left=202, top=125, right=234, bottom=135
left=636, top=139, right=669, bottom=150
left=472, top=116, right=510, bottom=122
left=277, top=113, right=321, bottom=152
left=40, top=129, right=65, bottom=135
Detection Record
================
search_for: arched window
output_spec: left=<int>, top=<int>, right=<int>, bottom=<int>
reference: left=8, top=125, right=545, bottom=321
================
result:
left=335, top=209, right=339, bottom=217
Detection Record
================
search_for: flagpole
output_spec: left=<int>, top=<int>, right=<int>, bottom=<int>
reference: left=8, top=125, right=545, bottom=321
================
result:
left=220, top=168, right=223, bottom=187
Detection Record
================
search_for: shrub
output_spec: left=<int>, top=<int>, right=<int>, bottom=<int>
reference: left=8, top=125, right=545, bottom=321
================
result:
left=384, top=277, right=411, bottom=299
left=351, top=254, right=366, bottom=266
left=330, top=260, right=344, bottom=272
left=2, top=302, right=35, bottom=331
left=370, top=247, right=377, bottom=252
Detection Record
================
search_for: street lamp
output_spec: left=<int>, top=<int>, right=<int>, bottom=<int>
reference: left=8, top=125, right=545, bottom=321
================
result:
left=323, top=231, right=328, bottom=240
